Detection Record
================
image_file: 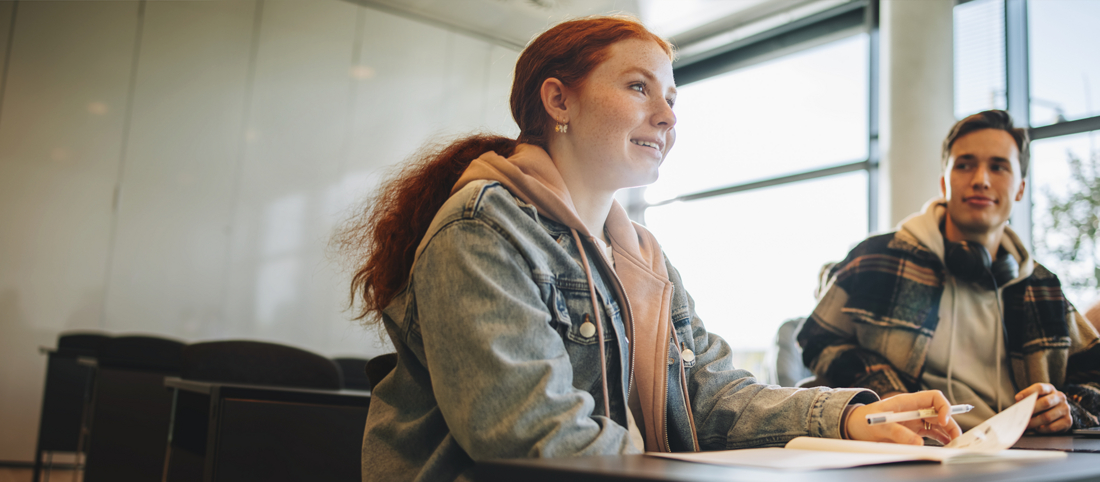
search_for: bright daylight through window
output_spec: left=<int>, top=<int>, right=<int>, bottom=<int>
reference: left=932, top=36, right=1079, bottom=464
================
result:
left=954, top=0, right=1099, bottom=312
left=643, top=33, right=870, bottom=378
left=1028, top=0, right=1100, bottom=309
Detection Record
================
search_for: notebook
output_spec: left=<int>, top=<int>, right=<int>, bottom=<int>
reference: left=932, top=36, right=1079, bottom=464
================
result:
left=648, top=392, right=1066, bottom=470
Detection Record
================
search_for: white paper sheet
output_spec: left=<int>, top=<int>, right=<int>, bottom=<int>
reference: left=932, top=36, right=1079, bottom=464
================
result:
left=944, top=392, right=1037, bottom=451
left=646, top=392, right=1066, bottom=471
left=647, top=448, right=924, bottom=470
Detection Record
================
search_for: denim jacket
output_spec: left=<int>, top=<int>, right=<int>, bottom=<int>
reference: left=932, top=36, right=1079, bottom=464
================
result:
left=361, top=180, right=876, bottom=481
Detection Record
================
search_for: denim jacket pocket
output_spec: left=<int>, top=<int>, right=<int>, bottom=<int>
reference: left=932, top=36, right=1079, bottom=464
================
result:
left=668, top=311, right=696, bottom=369
left=545, top=279, right=615, bottom=346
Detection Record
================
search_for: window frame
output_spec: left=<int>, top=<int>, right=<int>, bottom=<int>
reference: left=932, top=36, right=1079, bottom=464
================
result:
left=634, top=0, right=881, bottom=233
left=1000, top=0, right=1100, bottom=249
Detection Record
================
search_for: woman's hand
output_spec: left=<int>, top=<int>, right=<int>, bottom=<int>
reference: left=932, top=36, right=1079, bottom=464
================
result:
left=845, top=390, right=962, bottom=445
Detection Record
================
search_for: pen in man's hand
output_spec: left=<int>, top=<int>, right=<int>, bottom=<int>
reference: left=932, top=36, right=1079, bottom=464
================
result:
left=866, top=404, right=974, bottom=425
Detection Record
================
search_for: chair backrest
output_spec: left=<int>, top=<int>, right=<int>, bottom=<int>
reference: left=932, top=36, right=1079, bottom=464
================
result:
left=97, top=335, right=185, bottom=373
left=182, top=341, right=341, bottom=390
left=365, top=353, right=397, bottom=389
left=773, top=318, right=813, bottom=387
left=333, top=357, right=371, bottom=390
left=57, top=332, right=111, bottom=357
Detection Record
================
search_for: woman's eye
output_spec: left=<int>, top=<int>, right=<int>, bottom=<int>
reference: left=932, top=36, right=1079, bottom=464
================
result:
left=631, top=82, right=646, bottom=93
left=666, top=98, right=675, bottom=108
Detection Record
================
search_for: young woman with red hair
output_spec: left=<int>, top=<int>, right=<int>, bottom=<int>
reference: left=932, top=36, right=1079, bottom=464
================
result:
left=339, top=16, right=960, bottom=481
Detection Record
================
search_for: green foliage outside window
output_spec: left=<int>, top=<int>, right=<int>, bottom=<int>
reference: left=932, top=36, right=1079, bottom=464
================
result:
left=1037, top=148, right=1100, bottom=291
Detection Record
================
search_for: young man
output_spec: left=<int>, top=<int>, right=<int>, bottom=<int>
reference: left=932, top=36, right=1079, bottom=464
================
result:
left=798, top=110, right=1100, bottom=432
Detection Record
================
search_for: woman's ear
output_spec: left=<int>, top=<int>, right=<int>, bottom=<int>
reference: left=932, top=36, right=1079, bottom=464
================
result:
left=540, top=78, right=569, bottom=125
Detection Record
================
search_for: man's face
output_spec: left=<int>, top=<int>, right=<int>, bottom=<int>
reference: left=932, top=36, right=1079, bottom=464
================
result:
left=940, top=128, right=1026, bottom=236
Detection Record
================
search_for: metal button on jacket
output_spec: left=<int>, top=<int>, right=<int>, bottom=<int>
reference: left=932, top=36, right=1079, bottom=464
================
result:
left=681, top=348, right=695, bottom=363
left=579, top=321, right=596, bottom=338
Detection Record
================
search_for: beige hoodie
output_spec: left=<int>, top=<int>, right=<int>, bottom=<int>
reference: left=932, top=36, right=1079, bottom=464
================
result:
left=451, top=143, right=690, bottom=452
left=899, top=198, right=1034, bottom=430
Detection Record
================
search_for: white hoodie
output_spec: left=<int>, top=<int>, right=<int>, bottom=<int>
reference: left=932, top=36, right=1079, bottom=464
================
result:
left=899, top=198, right=1034, bottom=430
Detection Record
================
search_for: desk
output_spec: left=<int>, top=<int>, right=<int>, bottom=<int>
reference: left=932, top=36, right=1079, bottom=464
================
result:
left=476, top=449, right=1100, bottom=482
left=80, top=358, right=177, bottom=482
left=32, top=348, right=95, bottom=482
left=162, top=377, right=370, bottom=482
left=1013, top=434, right=1100, bottom=453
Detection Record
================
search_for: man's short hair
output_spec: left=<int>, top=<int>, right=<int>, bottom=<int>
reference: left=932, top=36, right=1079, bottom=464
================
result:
left=941, top=109, right=1030, bottom=176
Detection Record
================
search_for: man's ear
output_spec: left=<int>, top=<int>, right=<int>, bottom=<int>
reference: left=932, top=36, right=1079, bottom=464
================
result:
left=540, top=78, right=569, bottom=125
left=1015, top=178, right=1026, bottom=202
left=940, top=175, right=947, bottom=198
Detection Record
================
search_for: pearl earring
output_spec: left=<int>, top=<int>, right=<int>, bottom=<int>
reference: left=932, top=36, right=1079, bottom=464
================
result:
left=555, top=123, right=568, bottom=134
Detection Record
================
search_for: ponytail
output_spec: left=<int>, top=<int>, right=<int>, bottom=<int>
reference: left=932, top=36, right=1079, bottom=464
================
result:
left=336, top=134, right=517, bottom=323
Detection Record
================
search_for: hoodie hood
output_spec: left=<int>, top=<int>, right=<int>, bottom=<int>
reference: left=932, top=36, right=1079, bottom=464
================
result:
left=898, top=197, right=1034, bottom=284
left=452, top=143, right=683, bottom=452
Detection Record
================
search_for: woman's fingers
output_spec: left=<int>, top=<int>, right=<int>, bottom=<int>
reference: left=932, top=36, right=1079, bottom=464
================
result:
left=848, top=390, right=963, bottom=444
left=900, top=417, right=957, bottom=445
left=883, top=423, right=923, bottom=445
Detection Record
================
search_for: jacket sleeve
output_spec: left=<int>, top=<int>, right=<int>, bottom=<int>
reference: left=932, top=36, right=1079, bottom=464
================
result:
left=1064, top=304, right=1100, bottom=428
left=413, top=218, right=639, bottom=460
left=664, top=259, right=878, bottom=450
left=797, top=274, right=917, bottom=396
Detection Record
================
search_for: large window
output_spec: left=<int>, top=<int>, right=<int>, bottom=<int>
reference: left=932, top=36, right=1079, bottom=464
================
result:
left=954, top=0, right=1100, bottom=308
left=1028, top=0, right=1100, bottom=308
left=954, top=0, right=1006, bottom=119
left=637, top=4, right=875, bottom=380
left=1031, top=131, right=1099, bottom=307
left=1028, top=0, right=1100, bottom=126
left=646, top=35, right=868, bottom=203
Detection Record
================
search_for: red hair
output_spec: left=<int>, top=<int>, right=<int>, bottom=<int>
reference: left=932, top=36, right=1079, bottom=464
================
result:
left=337, top=16, right=673, bottom=323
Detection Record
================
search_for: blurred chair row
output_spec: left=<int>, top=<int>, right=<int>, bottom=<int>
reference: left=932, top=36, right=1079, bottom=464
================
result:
left=33, top=332, right=397, bottom=482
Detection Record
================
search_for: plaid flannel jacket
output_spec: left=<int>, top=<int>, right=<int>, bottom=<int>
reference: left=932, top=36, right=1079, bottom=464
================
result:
left=798, top=230, right=1100, bottom=429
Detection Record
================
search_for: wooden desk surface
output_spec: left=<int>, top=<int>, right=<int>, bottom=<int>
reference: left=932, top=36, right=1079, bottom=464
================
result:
left=477, top=449, right=1100, bottom=482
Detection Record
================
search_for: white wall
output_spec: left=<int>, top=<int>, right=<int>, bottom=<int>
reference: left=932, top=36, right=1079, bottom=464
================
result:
left=0, top=0, right=518, bottom=462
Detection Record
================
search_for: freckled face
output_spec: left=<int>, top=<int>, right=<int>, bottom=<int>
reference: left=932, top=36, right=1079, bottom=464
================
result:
left=940, top=129, right=1026, bottom=235
left=564, top=38, right=677, bottom=190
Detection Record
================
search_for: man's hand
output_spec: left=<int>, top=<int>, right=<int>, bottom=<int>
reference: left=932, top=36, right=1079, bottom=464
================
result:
left=1016, top=383, right=1072, bottom=433
left=846, top=390, right=962, bottom=445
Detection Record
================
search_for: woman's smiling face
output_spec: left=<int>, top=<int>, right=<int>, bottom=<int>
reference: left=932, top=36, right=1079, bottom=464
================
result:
left=562, top=38, right=677, bottom=190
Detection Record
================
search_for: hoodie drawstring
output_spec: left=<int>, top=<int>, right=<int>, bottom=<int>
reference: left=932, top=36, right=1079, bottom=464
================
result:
left=994, top=286, right=1005, bottom=412
left=947, top=278, right=957, bottom=404
left=570, top=228, right=612, bottom=420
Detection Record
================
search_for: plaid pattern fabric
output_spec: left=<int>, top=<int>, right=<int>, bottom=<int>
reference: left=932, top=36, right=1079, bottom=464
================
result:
left=798, top=231, right=1100, bottom=429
